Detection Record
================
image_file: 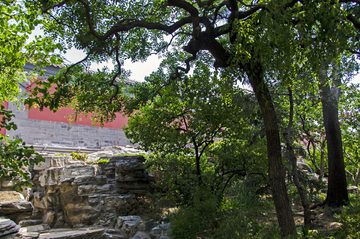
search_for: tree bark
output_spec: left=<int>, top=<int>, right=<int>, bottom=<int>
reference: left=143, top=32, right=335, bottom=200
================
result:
left=318, top=67, right=349, bottom=207
left=246, top=65, right=296, bottom=236
left=283, top=87, right=312, bottom=227
left=355, top=167, right=360, bottom=187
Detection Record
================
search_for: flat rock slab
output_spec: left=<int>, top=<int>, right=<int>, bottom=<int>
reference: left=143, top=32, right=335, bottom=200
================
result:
left=19, top=224, right=51, bottom=233
left=0, top=191, right=25, bottom=201
left=19, top=220, right=43, bottom=227
left=37, top=228, right=105, bottom=239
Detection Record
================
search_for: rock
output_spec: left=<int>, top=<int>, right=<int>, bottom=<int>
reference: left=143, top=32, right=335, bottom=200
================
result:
left=158, top=217, right=170, bottom=225
left=19, top=224, right=51, bottom=233
left=131, top=231, right=151, bottom=239
left=0, top=218, right=20, bottom=238
left=101, top=229, right=125, bottom=239
left=0, top=191, right=25, bottom=201
left=18, top=232, right=40, bottom=238
left=115, top=156, right=146, bottom=172
left=42, top=212, right=56, bottom=226
left=38, top=165, right=99, bottom=186
left=0, top=200, right=33, bottom=222
left=34, top=156, right=72, bottom=170
left=72, top=176, right=107, bottom=186
left=329, top=222, right=343, bottom=230
left=347, top=186, right=358, bottom=194
left=36, top=228, right=105, bottom=239
left=31, top=155, right=152, bottom=228
left=18, top=220, right=43, bottom=227
left=149, top=223, right=172, bottom=239
left=117, top=216, right=144, bottom=239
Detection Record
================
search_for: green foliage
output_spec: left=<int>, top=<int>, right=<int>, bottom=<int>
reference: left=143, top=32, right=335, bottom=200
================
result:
left=334, top=195, right=360, bottom=238
left=54, top=153, right=68, bottom=156
left=0, top=0, right=62, bottom=104
left=97, top=158, right=110, bottom=165
left=0, top=105, right=44, bottom=191
left=145, top=152, right=221, bottom=205
left=339, top=83, right=360, bottom=186
left=169, top=179, right=280, bottom=239
left=70, top=152, right=88, bottom=161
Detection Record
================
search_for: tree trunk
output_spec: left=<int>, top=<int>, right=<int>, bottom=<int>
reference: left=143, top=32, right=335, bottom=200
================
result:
left=319, top=139, right=326, bottom=182
left=354, top=167, right=360, bottom=187
left=283, top=87, right=312, bottom=227
left=318, top=68, right=349, bottom=207
left=246, top=65, right=296, bottom=236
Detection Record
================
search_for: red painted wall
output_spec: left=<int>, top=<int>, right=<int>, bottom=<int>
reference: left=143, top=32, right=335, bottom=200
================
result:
left=28, top=107, right=129, bottom=129
left=0, top=102, right=8, bottom=136
left=27, top=79, right=129, bottom=130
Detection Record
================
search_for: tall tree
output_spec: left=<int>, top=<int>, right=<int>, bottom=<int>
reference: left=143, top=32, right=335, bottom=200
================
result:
left=0, top=0, right=61, bottom=189
left=24, top=0, right=360, bottom=235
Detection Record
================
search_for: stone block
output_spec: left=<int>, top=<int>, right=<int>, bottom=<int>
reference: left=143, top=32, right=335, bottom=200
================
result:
left=0, top=191, right=24, bottom=201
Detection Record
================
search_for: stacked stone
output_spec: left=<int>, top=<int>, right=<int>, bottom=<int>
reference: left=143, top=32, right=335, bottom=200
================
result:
left=30, top=155, right=153, bottom=228
left=0, top=192, right=33, bottom=223
left=0, top=218, right=20, bottom=239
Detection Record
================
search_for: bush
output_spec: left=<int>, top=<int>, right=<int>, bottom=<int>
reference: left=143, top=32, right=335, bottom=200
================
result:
left=71, top=152, right=88, bottom=161
left=144, top=152, right=223, bottom=206
left=334, top=195, right=360, bottom=238
left=168, top=179, right=280, bottom=239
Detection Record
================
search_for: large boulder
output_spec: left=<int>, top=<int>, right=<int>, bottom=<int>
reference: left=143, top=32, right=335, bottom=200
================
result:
left=30, top=155, right=153, bottom=228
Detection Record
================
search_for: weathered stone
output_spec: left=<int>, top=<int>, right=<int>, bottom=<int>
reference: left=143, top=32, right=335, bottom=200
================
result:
left=101, top=229, right=125, bottom=239
left=37, top=228, right=105, bottom=239
left=72, top=175, right=107, bottom=186
left=31, top=155, right=151, bottom=228
left=0, top=218, right=18, bottom=233
left=43, top=211, right=55, bottom=226
left=77, top=184, right=117, bottom=196
left=19, top=224, right=51, bottom=233
left=0, top=191, right=25, bottom=201
left=0, top=219, right=20, bottom=237
left=2, top=233, right=18, bottom=239
left=18, top=232, right=40, bottom=238
left=115, top=156, right=146, bottom=173
left=34, top=156, right=72, bottom=170
left=348, top=185, right=358, bottom=194
left=38, top=165, right=99, bottom=186
left=63, top=203, right=100, bottom=226
left=0, top=200, right=33, bottom=222
left=149, top=223, right=172, bottom=239
left=18, top=220, right=43, bottom=227
left=117, top=216, right=144, bottom=239
left=1, top=177, right=15, bottom=188
left=131, top=231, right=151, bottom=239
left=116, top=171, right=154, bottom=182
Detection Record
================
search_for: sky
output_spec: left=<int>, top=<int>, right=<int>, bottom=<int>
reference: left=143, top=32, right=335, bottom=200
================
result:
left=61, top=47, right=162, bottom=83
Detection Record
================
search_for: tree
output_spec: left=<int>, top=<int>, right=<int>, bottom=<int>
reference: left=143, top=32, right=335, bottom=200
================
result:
left=0, top=0, right=61, bottom=189
left=340, top=83, right=360, bottom=187
left=24, top=0, right=360, bottom=235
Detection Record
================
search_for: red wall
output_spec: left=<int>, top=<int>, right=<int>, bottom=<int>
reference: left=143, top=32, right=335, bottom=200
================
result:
left=0, top=102, right=8, bottom=136
left=28, top=107, right=128, bottom=130
left=27, top=79, right=129, bottom=130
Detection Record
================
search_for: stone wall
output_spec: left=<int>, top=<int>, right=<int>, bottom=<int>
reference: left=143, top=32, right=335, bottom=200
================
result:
left=6, top=103, right=131, bottom=148
left=30, top=155, right=153, bottom=228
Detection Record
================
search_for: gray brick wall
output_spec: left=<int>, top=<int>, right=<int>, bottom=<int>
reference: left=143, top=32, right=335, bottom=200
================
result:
left=6, top=103, right=132, bottom=148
